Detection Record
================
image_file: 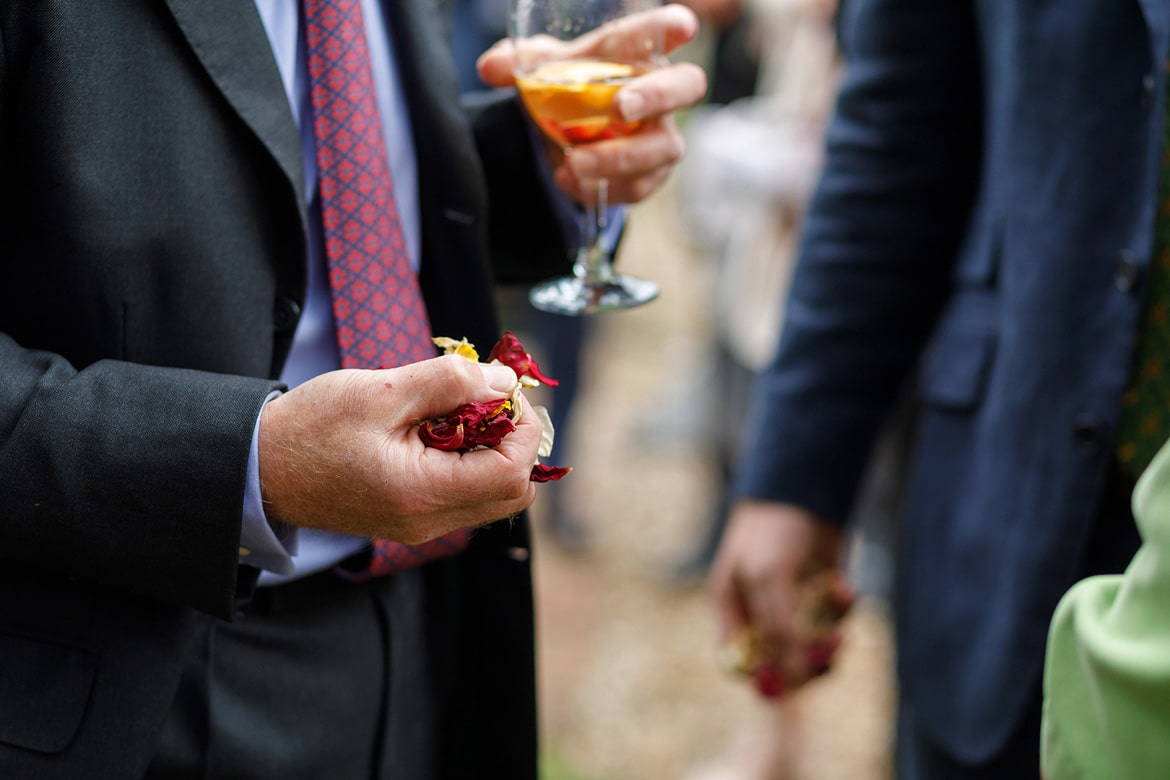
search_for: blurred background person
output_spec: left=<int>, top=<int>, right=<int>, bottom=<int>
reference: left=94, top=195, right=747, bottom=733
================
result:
left=710, top=1, right=1163, bottom=778
left=672, top=2, right=854, bottom=776
left=671, top=0, right=841, bottom=589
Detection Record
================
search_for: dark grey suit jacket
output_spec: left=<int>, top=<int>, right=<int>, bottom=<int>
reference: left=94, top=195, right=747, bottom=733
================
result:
left=0, top=1, right=569, bottom=777
left=734, top=0, right=1169, bottom=764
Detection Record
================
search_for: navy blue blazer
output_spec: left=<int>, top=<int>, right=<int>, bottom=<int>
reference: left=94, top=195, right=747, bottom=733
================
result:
left=735, top=0, right=1169, bottom=762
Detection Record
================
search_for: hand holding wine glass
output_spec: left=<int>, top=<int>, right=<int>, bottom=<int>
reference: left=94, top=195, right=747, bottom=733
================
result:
left=478, top=3, right=706, bottom=315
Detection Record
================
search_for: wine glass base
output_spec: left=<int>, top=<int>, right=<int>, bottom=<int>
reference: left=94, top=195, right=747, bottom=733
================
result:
left=529, top=274, right=660, bottom=315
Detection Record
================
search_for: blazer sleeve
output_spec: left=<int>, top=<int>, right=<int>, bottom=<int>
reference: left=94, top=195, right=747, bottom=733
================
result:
left=466, top=89, right=576, bottom=284
left=0, top=334, right=282, bottom=618
left=731, top=0, right=984, bottom=524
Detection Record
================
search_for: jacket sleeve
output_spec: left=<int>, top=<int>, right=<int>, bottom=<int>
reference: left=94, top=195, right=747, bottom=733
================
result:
left=0, top=334, right=282, bottom=618
left=465, top=89, right=576, bottom=284
left=731, top=0, right=984, bottom=524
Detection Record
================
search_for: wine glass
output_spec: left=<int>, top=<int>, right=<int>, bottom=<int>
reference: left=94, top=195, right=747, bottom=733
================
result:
left=511, top=0, right=665, bottom=315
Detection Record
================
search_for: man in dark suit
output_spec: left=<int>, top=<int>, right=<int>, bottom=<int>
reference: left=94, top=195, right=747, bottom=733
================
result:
left=709, top=1, right=1162, bottom=776
left=0, top=2, right=704, bottom=778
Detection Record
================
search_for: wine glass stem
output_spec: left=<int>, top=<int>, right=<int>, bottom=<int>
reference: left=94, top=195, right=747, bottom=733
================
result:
left=575, top=177, right=613, bottom=285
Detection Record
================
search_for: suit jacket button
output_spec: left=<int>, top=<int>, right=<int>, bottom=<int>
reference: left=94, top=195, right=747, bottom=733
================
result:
left=1114, top=251, right=1141, bottom=293
left=273, top=297, right=302, bottom=333
left=1072, top=415, right=1102, bottom=454
left=1142, top=73, right=1156, bottom=111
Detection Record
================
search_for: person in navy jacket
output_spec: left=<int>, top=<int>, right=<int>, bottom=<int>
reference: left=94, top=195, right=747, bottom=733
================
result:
left=711, top=1, right=1160, bottom=776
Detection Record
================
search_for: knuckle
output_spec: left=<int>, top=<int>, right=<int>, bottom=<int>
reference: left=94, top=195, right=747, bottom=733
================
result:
left=680, top=62, right=709, bottom=100
left=500, top=479, right=528, bottom=502
left=610, top=145, right=635, bottom=176
left=501, top=467, right=534, bottom=502
left=439, top=352, right=480, bottom=388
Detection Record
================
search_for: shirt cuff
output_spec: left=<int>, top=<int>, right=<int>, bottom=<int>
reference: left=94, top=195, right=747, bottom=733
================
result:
left=240, top=390, right=297, bottom=575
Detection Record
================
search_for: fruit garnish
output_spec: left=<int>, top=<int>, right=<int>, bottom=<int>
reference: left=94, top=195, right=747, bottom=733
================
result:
left=524, top=60, right=635, bottom=86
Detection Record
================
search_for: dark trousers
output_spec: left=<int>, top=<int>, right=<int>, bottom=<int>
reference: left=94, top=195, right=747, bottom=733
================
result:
left=147, top=571, right=415, bottom=780
left=896, top=462, right=1142, bottom=780
left=897, top=690, right=1043, bottom=780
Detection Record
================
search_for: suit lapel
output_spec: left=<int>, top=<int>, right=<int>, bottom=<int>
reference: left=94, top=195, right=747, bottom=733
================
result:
left=381, top=0, right=467, bottom=180
left=1137, top=0, right=1170, bottom=62
left=163, top=0, right=305, bottom=206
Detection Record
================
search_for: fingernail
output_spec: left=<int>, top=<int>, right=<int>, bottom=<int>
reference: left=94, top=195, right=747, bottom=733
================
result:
left=481, top=364, right=518, bottom=393
left=569, top=150, right=598, bottom=177
left=618, top=90, right=646, bottom=121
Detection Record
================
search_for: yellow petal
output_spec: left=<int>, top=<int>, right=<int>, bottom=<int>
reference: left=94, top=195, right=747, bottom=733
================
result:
left=432, top=336, right=479, bottom=362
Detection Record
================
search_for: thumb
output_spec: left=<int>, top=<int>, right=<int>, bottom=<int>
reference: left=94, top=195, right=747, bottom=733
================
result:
left=379, top=354, right=519, bottom=425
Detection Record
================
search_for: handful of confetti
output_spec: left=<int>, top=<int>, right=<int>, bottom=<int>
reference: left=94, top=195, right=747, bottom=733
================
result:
left=718, top=569, right=853, bottom=699
left=420, top=332, right=571, bottom=483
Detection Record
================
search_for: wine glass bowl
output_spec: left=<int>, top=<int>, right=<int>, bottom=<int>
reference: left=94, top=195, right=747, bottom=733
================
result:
left=515, top=60, right=645, bottom=146
left=511, top=0, right=664, bottom=315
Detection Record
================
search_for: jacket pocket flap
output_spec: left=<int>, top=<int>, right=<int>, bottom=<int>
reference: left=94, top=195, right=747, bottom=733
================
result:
left=920, top=331, right=995, bottom=410
left=0, top=632, right=97, bottom=754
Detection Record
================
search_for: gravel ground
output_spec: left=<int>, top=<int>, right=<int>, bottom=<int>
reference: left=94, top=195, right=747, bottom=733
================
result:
left=510, top=185, right=898, bottom=780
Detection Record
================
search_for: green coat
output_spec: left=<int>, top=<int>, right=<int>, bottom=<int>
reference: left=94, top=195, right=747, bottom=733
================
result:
left=1042, top=441, right=1170, bottom=778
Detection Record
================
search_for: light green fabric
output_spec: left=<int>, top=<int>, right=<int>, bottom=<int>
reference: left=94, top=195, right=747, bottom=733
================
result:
left=1042, top=440, right=1170, bottom=779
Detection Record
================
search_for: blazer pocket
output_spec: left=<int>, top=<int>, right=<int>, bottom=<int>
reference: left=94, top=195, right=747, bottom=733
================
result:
left=0, top=631, right=97, bottom=754
left=953, top=215, right=1002, bottom=287
left=918, top=291, right=999, bottom=411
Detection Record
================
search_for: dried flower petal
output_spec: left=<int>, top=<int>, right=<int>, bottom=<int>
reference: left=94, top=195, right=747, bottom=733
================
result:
left=418, top=399, right=515, bottom=451
left=464, top=409, right=516, bottom=449
left=432, top=336, right=480, bottom=362
left=718, top=570, right=853, bottom=698
left=418, top=419, right=466, bottom=451
left=419, top=334, right=570, bottom=482
left=488, top=331, right=559, bottom=387
left=530, top=463, right=572, bottom=482
left=532, top=404, right=556, bottom=458
left=752, top=664, right=787, bottom=700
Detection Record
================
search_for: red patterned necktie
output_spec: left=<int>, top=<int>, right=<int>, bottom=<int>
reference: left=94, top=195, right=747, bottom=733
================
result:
left=304, top=0, right=472, bottom=578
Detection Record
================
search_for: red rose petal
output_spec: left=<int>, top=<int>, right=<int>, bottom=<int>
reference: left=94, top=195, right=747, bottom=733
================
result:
left=530, top=463, right=572, bottom=482
left=488, top=331, right=560, bottom=387
left=418, top=420, right=465, bottom=451
left=753, top=664, right=787, bottom=700
left=418, top=399, right=513, bottom=451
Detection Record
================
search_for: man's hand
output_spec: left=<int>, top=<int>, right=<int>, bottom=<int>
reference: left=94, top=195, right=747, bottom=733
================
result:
left=476, top=4, right=708, bottom=207
left=258, top=354, right=541, bottom=543
left=709, top=501, right=852, bottom=695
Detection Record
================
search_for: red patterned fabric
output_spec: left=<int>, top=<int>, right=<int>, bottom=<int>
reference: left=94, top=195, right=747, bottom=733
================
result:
left=304, top=0, right=472, bottom=577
